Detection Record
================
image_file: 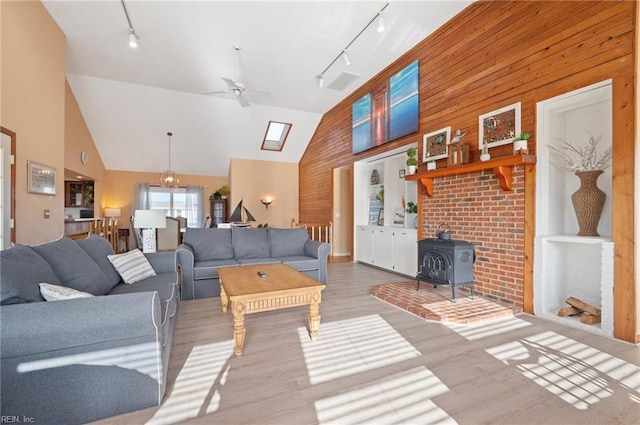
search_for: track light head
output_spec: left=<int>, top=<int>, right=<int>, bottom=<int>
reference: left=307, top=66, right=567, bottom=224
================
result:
left=317, top=75, right=324, bottom=88
left=342, top=51, right=351, bottom=66
left=377, top=14, right=385, bottom=32
left=128, top=29, right=138, bottom=48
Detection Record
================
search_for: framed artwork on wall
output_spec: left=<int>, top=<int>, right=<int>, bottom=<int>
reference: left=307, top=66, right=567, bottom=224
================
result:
left=27, top=160, right=56, bottom=195
left=478, top=102, right=521, bottom=150
left=422, top=126, right=451, bottom=161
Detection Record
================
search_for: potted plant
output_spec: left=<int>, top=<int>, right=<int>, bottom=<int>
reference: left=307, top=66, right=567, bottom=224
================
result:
left=376, top=186, right=384, bottom=203
left=218, top=185, right=230, bottom=199
left=426, top=159, right=436, bottom=171
left=406, top=202, right=418, bottom=228
left=406, top=147, right=418, bottom=174
left=210, top=191, right=222, bottom=201
left=480, top=144, right=491, bottom=162
left=513, top=132, right=531, bottom=154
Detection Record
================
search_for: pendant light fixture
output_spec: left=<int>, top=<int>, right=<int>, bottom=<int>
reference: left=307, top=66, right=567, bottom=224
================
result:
left=160, top=132, right=179, bottom=188
left=121, top=0, right=139, bottom=48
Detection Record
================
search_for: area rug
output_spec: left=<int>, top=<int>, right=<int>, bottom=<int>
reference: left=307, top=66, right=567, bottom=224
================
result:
left=372, top=281, right=522, bottom=325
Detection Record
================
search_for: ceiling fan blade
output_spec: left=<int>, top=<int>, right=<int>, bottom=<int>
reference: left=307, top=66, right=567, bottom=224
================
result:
left=221, top=77, right=239, bottom=89
left=203, top=90, right=231, bottom=95
left=237, top=94, right=250, bottom=107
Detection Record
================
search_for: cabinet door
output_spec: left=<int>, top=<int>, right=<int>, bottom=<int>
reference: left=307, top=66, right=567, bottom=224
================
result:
left=355, top=226, right=373, bottom=264
left=65, top=182, right=84, bottom=207
left=392, top=230, right=418, bottom=276
left=372, top=228, right=393, bottom=269
left=211, top=199, right=227, bottom=226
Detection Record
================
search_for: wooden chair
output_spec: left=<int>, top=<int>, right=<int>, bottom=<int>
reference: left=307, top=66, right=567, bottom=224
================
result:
left=202, top=215, right=211, bottom=228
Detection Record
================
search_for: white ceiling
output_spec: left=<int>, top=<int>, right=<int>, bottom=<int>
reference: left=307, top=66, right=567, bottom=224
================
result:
left=43, top=0, right=471, bottom=177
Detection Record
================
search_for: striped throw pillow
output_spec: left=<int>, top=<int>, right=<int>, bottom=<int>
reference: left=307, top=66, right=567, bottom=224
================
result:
left=39, top=283, right=94, bottom=301
left=107, top=249, right=156, bottom=284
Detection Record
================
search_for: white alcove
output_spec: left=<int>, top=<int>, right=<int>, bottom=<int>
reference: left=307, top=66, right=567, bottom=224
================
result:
left=534, top=80, right=614, bottom=337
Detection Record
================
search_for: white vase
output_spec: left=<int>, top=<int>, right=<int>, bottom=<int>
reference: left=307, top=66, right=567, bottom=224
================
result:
left=407, top=165, right=417, bottom=174
left=513, top=140, right=528, bottom=153
left=427, top=162, right=436, bottom=171
left=480, top=153, right=491, bottom=162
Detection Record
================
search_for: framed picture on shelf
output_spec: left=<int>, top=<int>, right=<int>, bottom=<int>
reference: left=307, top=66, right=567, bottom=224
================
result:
left=422, top=126, right=450, bottom=161
left=398, top=169, right=405, bottom=178
left=478, top=102, right=521, bottom=150
left=27, top=160, right=56, bottom=195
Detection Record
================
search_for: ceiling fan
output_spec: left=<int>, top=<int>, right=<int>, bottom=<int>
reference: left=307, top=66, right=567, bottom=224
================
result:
left=204, top=45, right=266, bottom=108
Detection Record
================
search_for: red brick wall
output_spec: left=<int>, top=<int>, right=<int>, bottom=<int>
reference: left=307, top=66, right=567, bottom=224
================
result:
left=420, top=167, right=525, bottom=306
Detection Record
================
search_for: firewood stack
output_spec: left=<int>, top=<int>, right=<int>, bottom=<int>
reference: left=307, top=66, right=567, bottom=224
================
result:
left=557, top=297, right=601, bottom=324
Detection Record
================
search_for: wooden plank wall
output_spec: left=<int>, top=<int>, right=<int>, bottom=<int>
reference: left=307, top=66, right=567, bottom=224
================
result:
left=299, top=1, right=636, bottom=342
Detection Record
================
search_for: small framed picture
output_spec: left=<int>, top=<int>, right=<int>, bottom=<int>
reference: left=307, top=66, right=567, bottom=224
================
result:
left=399, top=169, right=405, bottom=178
left=377, top=208, right=384, bottom=226
left=28, top=160, right=56, bottom=195
left=478, top=102, right=521, bottom=150
left=423, top=127, right=451, bottom=161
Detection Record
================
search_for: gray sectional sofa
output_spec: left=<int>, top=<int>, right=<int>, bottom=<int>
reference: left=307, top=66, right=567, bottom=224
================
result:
left=177, top=226, right=331, bottom=299
left=0, top=234, right=180, bottom=424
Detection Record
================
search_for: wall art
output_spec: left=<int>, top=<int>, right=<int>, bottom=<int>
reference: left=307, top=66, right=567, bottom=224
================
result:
left=422, top=126, right=451, bottom=161
left=478, top=102, right=521, bottom=149
left=28, top=160, right=56, bottom=195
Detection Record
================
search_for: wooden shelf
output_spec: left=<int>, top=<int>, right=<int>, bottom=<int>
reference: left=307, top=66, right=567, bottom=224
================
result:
left=405, top=154, right=536, bottom=196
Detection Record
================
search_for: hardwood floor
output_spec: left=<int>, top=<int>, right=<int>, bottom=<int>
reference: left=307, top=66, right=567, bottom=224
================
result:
left=93, top=262, right=639, bottom=425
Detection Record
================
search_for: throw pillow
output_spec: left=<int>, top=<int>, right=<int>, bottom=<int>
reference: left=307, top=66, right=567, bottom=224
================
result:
left=31, top=236, right=113, bottom=295
left=107, top=249, right=156, bottom=284
left=39, top=283, right=94, bottom=301
left=0, top=244, right=58, bottom=304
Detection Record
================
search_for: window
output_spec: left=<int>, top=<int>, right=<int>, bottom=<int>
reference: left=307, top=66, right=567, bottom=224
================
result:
left=148, top=186, right=202, bottom=227
left=261, top=121, right=292, bottom=151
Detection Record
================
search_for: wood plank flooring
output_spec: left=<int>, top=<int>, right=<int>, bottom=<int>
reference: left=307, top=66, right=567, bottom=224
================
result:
left=92, top=262, right=639, bottom=425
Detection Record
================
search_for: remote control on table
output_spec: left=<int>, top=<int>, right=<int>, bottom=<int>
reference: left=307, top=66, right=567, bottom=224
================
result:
left=257, top=271, right=267, bottom=278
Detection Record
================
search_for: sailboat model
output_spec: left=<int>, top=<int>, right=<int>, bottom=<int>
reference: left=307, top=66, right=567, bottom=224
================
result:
left=229, top=198, right=256, bottom=224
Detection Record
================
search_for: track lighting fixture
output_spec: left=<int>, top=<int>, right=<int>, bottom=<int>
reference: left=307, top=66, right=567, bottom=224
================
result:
left=121, top=0, right=139, bottom=48
left=342, top=51, right=351, bottom=66
left=128, top=29, right=138, bottom=48
left=315, top=3, right=389, bottom=88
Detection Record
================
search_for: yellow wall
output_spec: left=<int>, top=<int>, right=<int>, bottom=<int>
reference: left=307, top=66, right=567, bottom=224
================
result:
left=229, top=159, right=298, bottom=228
left=103, top=169, right=227, bottom=223
left=1, top=1, right=66, bottom=244
left=64, top=80, right=106, bottom=217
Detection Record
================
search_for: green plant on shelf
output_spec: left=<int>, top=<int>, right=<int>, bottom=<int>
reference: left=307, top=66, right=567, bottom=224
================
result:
left=406, top=202, right=417, bottom=214
left=376, top=186, right=384, bottom=203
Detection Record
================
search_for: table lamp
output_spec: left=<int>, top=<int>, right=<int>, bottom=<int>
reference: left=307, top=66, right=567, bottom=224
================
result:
left=133, top=210, right=166, bottom=253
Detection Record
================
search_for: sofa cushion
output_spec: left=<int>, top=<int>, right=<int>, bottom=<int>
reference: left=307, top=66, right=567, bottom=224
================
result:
left=233, top=227, right=270, bottom=259
left=0, top=244, right=57, bottom=304
left=193, top=259, right=239, bottom=280
left=236, top=258, right=281, bottom=266
left=31, top=236, right=113, bottom=296
left=277, top=255, right=319, bottom=272
left=75, top=233, right=122, bottom=288
left=39, top=283, right=94, bottom=301
left=268, top=227, right=308, bottom=257
left=107, top=250, right=156, bottom=284
left=183, top=228, right=234, bottom=262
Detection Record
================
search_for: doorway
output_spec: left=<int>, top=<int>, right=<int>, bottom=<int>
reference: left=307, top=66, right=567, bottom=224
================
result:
left=0, top=127, right=16, bottom=249
left=332, top=166, right=352, bottom=261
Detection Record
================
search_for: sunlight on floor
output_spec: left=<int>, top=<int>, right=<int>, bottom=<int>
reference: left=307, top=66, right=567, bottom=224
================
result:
left=446, top=316, right=532, bottom=341
left=314, top=366, right=456, bottom=425
left=298, top=314, right=421, bottom=385
left=146, top=340, right=234, bottom=425
left=486, top=331, right=640, bottom=410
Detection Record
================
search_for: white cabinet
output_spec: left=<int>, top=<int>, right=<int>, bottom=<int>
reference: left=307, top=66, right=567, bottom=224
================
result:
left=355, top=226, right=373, bottom=263
left=355, top=226, right=417, bottom=277
left=391, top=229, right=418, bottom=276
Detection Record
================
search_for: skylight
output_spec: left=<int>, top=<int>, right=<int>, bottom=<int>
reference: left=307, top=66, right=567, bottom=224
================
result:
left=261, top=121, right=292, bottom=151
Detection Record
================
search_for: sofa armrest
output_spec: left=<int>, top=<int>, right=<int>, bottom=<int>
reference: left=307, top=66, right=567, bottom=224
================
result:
left=176, top=243, right=196, bottom=300
left=144, top=251, right=176, bottom=274
left=304, top=239, right=331, bottom=260
left=0, top=293, right=165, bottom=423
left=1, top=292, right=161, bottom=358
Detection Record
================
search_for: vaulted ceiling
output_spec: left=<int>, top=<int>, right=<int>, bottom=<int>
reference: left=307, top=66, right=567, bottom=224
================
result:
left=43, top=1, right=471, bottom=177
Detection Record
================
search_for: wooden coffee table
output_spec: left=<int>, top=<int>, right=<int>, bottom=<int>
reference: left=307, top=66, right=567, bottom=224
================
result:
left=218, top=263, right=326, bottom=356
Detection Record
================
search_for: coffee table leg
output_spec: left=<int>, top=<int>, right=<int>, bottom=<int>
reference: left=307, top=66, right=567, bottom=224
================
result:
left=220, top=282, right=228, bottom=313
left=232, top=301, right=246, bottom=356
left=308, top=292, right=321, bottom=341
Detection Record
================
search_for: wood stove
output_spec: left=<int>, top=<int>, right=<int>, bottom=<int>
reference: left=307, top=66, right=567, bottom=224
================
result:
left=416, top=238, right=475, bottom=302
